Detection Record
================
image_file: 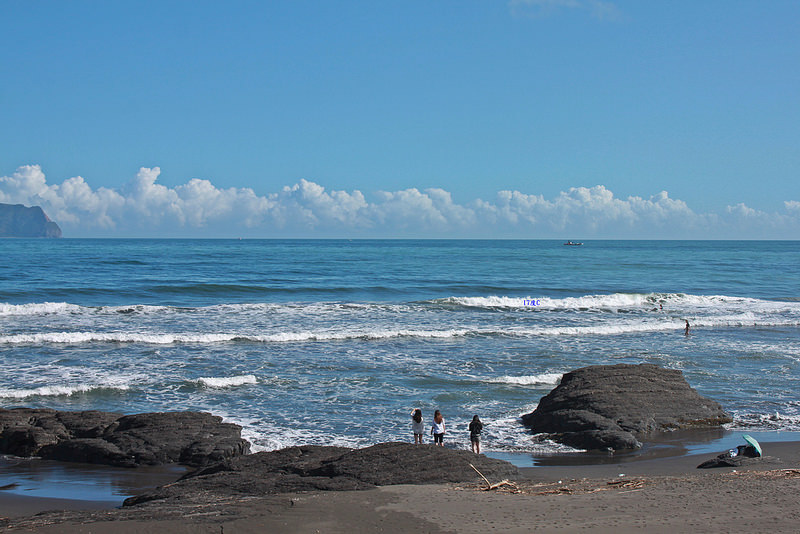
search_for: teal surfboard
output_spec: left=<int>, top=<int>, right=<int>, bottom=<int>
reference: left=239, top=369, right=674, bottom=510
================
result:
left=743, top=434, right=762, bottom=457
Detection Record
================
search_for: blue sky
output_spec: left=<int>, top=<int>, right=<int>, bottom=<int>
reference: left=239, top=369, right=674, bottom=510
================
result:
left=1, top=1, right=798, bottom=238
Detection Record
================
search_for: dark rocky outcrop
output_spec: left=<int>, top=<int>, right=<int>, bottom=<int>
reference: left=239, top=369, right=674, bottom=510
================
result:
left=0, top=203, right=62, bottom=237
left=125, top=442, right=520, bottom=506
left=521, top=364, right=732, bottom=452
left=0, top=408, right=249, bottom=467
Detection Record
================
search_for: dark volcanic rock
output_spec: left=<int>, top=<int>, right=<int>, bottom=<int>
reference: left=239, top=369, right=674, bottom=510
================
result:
left=552, top=429, right=643, bottom=451
left=340, top=442, right=520, bottom=484
left=125, top=442, right=520, bottom=506
left=0, top=203, right=62, bottom=237
left=0, top=408, right=108, bottom=457
left=41, top=438, right=131, bottom=465
left=522, top=363, right=732, bottom=452
left=0, top=408, right=249, bottom=467
left=101, top=412, right=250, bottom=467
left=316, top=441, right=519, bottom=485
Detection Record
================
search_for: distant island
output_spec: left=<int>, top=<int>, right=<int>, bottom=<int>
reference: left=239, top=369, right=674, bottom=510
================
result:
left=0, top=203, right=62, bottom=238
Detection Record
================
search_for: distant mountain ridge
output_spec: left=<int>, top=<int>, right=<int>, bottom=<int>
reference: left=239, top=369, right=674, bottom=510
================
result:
left=0, top=203, right=62, bottom=238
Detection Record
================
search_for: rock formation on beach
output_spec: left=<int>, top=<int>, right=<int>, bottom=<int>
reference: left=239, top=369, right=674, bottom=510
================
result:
left=125, top=442, right=521, bottom=506
left=0, top=203, right=62, bottom=238
left=0, top=408, right=249, bottom=467
left=521, top=363, right=733, bottom=451
left=1, top=408, right=518, bottom=509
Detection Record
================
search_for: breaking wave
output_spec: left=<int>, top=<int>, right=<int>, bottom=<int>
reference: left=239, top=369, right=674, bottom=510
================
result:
left=730, top=411, right=800, bottom=432
left=4, top=293, right=799, bottom=324
left=194, top=375, right=258, bottom=388
left=0, top=384, right=131, bottom=399
left=432, top=293, right=800, bottom=312
left=0, top=329, right=474, bottom=345
left=3, top=317, right=799, bottom=345
left=485, top=373, right=563, bottom=386
left=0, top=302, right=84, bottom=316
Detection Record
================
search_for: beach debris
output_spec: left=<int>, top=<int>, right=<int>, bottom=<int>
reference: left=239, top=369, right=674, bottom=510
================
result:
left=742, top=434, right=763, bottom=457
left=457, top=475, right=649, bottom=497
left=606, top=478, right=646, bottom=490
left=536, top=486, right=573, bottom=495
left=697, top=438, right=764, bottom=469
left=469, top=463, right=520, bottom=492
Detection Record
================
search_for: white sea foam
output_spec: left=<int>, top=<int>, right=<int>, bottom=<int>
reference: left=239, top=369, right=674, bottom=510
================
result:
left=437, top=293, right=660, bottom=309
left=486, top=373, right=563, bottom=386
left=5, top=294, right=799, bottom=327
left=0, top=329, right=473, bottom=345
left=730, top=411, right=800, bottom=432
left=6, top=316, right=800, bottom=346
left=0, top=383, right=130, bottom=399
left=436, top=293, right=800, bottom=313
left=0, top=302, right=83, bottom=316
left=254, top=329, right=472, bottom=342
left=443, top=295, right=530, bottom=308
left=474, top=403, right=585, bottom=454
left=103, top=304, right=171, bottom=314
left=195, top=375, right=258, bottom=388
left=0, top=300, right=400, bottom=319
left=0, top=332, right=240, bottom=344
left=197, top=414, right=290, bottom=453
left=242, top=425, right=368, bottom=452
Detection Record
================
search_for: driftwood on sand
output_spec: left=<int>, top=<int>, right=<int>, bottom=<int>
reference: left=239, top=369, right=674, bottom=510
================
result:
left=469, top=463, right=519, bottom=492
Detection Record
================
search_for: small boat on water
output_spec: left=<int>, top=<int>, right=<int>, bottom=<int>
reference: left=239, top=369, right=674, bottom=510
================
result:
left=563, top=241, right=583, bottom=246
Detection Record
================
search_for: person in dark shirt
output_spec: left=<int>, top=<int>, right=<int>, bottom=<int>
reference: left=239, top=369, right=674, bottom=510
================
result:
left=468, top=415, right=483, bottom=454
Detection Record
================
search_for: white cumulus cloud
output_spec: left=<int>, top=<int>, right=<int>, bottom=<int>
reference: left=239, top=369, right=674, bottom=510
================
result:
left=1, top=164, right=799, bottom=239
left=276, top=179, right=370, bottom=228
left=784, top=200, right=800, bottom=212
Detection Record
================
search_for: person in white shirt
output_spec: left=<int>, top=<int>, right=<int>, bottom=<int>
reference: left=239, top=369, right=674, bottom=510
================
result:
left=411, top=409, right=425, bottom=444
left=431, top=409, right=446, bottom=446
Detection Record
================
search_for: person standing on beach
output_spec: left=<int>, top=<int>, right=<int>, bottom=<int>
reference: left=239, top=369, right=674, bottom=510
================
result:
left=411, top=409, right=425, bottom=444
left=468, top=415, right=483, bottom=454
left=431, top=409, right=446, bottom=446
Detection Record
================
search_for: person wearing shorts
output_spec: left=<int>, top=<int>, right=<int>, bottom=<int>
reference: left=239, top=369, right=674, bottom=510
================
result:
left=431, top=409, right=445, bottom=446
left=469, top=415, right=483, bottom=454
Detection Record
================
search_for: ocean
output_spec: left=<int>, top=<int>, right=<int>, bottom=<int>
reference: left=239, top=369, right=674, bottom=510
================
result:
left=2, top=239, right=800, bottom=457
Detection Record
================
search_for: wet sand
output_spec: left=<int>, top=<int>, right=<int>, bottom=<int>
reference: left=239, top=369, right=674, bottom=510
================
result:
left=2, top=441, right=799, bottom=533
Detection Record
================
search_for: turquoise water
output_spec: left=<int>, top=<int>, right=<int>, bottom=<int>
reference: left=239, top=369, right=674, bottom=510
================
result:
left=1, top=239, right=799, bottom=454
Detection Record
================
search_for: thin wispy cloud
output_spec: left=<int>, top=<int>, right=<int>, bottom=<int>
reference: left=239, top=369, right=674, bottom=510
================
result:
left=1, top=165, right=798, bottom=238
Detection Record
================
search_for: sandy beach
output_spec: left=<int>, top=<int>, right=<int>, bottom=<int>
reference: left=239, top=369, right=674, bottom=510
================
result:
left=2, top=440, right=799, bottom=533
